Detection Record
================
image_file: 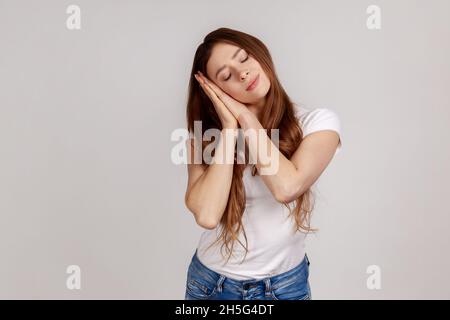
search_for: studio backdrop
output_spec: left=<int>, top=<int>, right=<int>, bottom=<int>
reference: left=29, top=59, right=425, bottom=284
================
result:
left=0, top=0, right=449, bottom=299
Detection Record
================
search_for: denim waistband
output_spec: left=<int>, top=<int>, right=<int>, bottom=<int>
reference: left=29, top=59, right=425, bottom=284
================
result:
left=190, top=249, right=310, bottom=290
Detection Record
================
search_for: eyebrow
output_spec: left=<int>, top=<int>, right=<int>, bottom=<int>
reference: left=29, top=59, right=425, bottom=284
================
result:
left=215, top=48, right=242, bottom=80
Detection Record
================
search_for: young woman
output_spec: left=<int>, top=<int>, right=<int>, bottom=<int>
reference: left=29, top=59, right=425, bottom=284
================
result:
left=184, top=27, right=342, bottom=300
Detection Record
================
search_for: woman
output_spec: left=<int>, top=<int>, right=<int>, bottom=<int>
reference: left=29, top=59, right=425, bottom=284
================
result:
left=184, top=27, right=342, bottom=300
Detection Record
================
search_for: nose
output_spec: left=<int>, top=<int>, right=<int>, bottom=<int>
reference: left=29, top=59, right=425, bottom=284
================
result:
left=240, top=70, right=249, bottom=81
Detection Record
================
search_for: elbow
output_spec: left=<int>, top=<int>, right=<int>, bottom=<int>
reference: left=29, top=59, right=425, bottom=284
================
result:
left=196, top=214, right=219, bottom=230
left=274, top=184, right=301, bottom=204
left=197, top=205, right=223, bottom=230
left=274, top=191, right=292, bottom=204
left=185, top=197, right=220, bottom=230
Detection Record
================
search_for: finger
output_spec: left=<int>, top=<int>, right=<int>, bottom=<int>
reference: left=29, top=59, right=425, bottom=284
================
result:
left=198, top=71, right=221, bottom=92
left=200, top=77, right=241, bottom=117
left=195, top=74, right=221, bottom=104
left=194, top=73, right=205, bottom=86
left=203, top=84, right=221, bottom=105
left=198, top=72, right=225, bottom=101
left=195, top=74, right=212, bottom=97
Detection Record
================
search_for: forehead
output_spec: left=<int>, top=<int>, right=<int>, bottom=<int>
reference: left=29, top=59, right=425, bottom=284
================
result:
left=206, top=42, right=242, bottom=78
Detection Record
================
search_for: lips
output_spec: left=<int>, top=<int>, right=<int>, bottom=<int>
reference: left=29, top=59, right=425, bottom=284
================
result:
left=246, top=74, right=260, bottom=91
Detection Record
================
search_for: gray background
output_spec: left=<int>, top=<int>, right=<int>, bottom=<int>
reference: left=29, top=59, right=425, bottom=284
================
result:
left=1, top=0, right=449, bottom=299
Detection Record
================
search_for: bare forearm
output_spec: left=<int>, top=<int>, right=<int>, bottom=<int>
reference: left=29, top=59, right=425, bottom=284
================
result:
left=187, top=128, right=237, bottom=228
left=238, top=112, right=299, bottom=202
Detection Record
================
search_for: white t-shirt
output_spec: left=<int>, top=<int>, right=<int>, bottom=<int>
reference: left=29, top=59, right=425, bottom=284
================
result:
left=195, top=103, right=342, bottom=280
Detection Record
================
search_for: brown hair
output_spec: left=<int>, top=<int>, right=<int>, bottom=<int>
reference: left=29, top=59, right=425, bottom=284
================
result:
left=186, top=27, right=317, bottom=265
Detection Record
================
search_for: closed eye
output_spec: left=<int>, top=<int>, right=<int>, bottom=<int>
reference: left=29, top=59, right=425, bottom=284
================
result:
left=224, top=55, right=249, bottom=81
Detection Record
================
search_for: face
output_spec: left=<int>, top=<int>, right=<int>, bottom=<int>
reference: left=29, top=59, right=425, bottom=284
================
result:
left=205, top=42, right=271, bottom=106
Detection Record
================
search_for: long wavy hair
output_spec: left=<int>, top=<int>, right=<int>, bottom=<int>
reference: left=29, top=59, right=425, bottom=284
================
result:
left=186, top=27, right=317, bottom=265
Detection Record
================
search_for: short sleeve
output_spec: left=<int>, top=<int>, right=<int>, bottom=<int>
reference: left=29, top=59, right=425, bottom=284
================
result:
left=294, top=104, right=342, bottom=156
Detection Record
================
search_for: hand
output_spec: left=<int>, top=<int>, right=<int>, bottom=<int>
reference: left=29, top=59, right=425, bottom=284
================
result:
left=194, top=72, right=237, bottom=129
left=195, top=71, right=252, bottom=127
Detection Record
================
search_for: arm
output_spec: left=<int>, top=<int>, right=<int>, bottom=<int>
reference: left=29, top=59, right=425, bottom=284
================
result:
left=238, top=112, right=341, bottom=203
left=185, top=128, right=237, bottom=229
left=193, top=72, right=341, bottom=204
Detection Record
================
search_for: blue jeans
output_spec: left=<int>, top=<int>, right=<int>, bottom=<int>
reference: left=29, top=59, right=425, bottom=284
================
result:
left=184, top=250, right=312, bottom=300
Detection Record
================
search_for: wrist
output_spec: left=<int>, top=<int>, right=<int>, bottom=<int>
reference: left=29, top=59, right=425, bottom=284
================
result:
left=237, top=111, right=254, bottom=126
left=223, top=123, right=238, bottom=130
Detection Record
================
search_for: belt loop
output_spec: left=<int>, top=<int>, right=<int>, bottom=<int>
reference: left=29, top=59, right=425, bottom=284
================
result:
left=216, top=275, right=226, bottom=293
left=264, top=278, right=272, bottom=297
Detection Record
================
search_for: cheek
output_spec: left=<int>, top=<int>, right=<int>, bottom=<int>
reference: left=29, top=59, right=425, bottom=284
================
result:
left=262, top=73, right=271, bottom=90
left=222, top=84, right=241, bottom=97
left=254, top=64, right=269, bottom=87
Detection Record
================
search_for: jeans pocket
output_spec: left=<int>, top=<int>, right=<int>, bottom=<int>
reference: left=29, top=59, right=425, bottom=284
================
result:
left=270, top=279, right=310, bottom=300
left=185, top=278, right=217, bottom=300
left=270, top=264, right=310, bottom=300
